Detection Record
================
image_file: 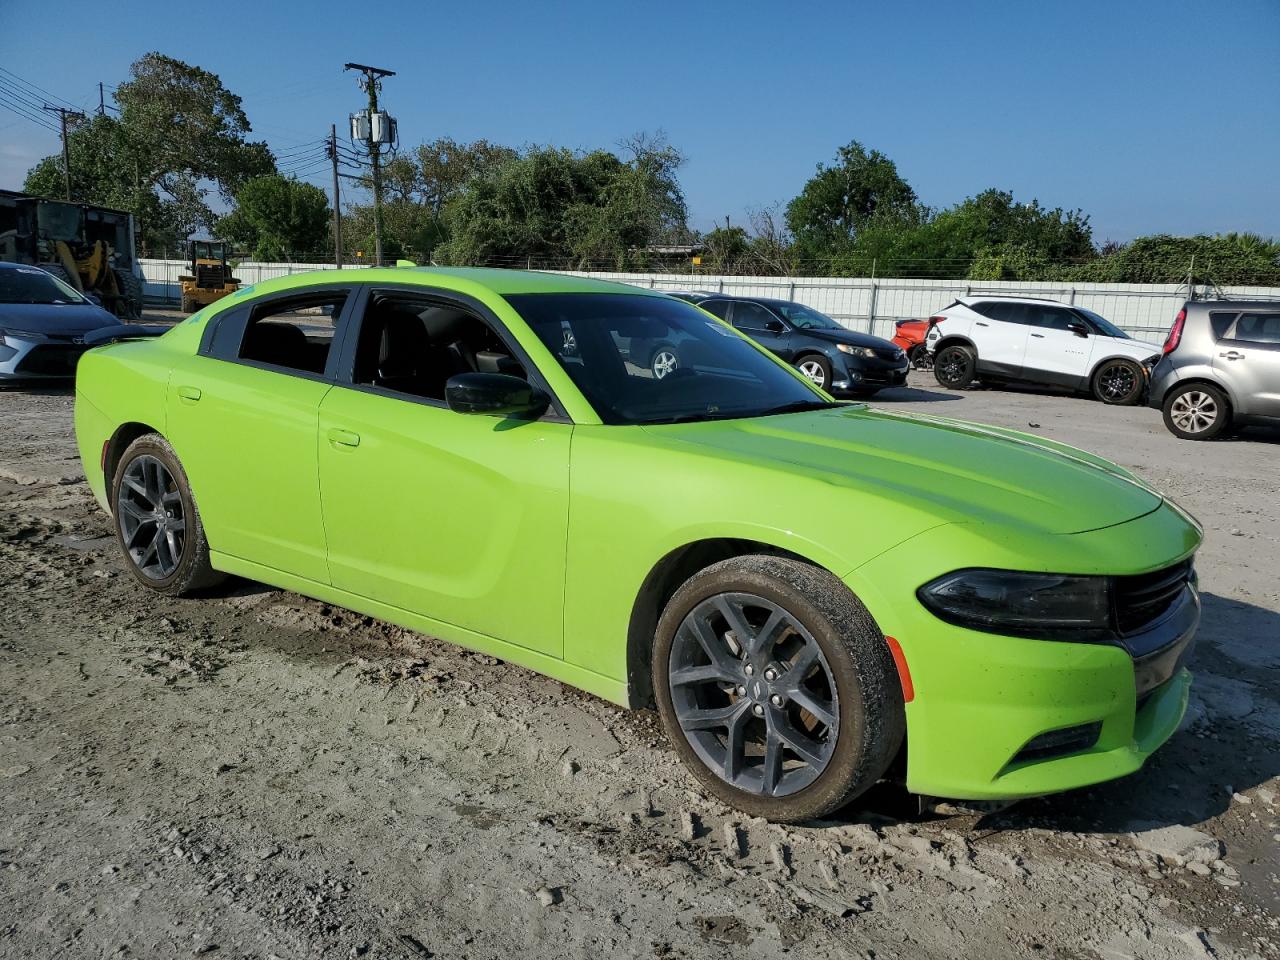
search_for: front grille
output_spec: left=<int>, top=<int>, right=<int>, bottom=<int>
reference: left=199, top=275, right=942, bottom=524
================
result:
left=1114, top=559, right=1193, bottom=635
left=195, top=264, right=228, bottom=289
left=874, top=347, right=904, bottom=362
left=15, top=344, right=86, bottom=376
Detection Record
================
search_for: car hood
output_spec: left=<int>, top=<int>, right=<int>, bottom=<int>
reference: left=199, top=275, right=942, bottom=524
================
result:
left=0, top=301, right=122, bottom=335
left=800, top=327, right=897, bottom=350
left=649, top=405, right=1162, bottom=536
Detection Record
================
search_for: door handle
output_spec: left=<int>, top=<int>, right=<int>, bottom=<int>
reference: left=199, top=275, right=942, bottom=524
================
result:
left=1030, top=333, right=1045, bottom=338
left=177, top=385, right=202, bottom=402
left=327, top=428, right=361, bottom=448
left=1219, top=351, right=1245, bottom=360
left=976, top=321, right=989, bottom=327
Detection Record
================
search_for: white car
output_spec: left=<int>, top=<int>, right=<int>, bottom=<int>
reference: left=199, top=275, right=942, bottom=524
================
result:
left=924, top=296, right=1163, bottom=405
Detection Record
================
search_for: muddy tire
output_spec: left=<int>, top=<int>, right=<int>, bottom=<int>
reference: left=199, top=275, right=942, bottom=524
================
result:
left=112, top=434, right=224, bottom=596
left=653, top=555, right=905, bottom=822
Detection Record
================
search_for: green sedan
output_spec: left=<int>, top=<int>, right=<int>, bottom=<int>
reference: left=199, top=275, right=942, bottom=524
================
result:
left=74, top=268, right=1201, bottom=822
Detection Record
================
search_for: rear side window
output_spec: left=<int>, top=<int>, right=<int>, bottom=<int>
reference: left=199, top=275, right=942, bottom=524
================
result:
left=239, top=293, right=347, bottom=375
left=974, top=301, right=1027, bottom=324
left=1208, top=312, right=1237, bottom=340
left=700, top=300, right=730, bottom=320
left=1227, top=312, right=1280, bottom=346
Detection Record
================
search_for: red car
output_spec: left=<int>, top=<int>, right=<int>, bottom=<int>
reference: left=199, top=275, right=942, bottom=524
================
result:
left=892, top=318, right=935, bottom=368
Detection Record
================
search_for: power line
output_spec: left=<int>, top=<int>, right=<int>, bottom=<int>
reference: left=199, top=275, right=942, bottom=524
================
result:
left=0, top=89, right=60, bottom=134
left=43, top=105, right=87, bottom=199
left=0, top=66, right=77, bottom=111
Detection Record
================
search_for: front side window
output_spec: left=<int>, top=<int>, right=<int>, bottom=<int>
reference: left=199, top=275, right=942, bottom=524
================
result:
left=0, top=266, right=86, bottom=305
left=350, top=293, right=526, bottom=402
left=508, top=293, right=830, bottom=425
left=1072, top=307, right=1129, bottom=339
left=1228, top=313, right=1280, bottom=346
left=731, top=301, right=777, bottom=331
left=239, top=293, right=346, bottom=375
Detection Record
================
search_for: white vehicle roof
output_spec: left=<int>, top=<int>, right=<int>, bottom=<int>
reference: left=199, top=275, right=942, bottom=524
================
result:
left=955, top=295, right=1071, bottom=308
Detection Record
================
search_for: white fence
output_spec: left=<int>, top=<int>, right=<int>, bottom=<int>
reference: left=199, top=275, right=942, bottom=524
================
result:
left=139, top=258, right=1280, bottom=341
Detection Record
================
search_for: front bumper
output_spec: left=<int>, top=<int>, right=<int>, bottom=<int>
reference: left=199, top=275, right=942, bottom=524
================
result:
left=831, top=357, right=910, bottom=393
left=846, top=504, right=1200, bottom=800
left=0, top=331, right=90, bottom=379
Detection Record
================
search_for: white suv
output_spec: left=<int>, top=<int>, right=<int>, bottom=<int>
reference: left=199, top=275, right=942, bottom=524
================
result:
left=924, top=296, right=1164, bottom=404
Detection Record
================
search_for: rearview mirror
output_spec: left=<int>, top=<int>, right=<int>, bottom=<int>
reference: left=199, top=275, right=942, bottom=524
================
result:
left=445, top=372, right=549, bottom=419
left=1066, top=322, right=1089, bottom=338
left=765, top=319, right=786, bottom=333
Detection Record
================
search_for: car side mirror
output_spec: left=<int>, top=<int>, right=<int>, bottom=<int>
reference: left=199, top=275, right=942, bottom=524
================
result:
left=765, top=319, right=785, bottom=333
left=1066, top=322, right=1089, bottom=338
left=445, top=372, right=549, bottom=419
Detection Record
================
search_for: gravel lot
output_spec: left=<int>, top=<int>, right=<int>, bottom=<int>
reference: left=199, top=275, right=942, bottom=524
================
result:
left=0, top=372, right=1276, bottom=960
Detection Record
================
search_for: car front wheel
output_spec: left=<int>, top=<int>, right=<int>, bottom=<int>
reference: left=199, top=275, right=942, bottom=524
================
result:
left=1092, top=358, right=1145, bottom=405
left=795, top=355, right=832, bottom=390
left=653, top=555, right=905, bottom=822
left=112, top=434, right=224, bottom=595
left=1163, top=383, right=1230, bottom=440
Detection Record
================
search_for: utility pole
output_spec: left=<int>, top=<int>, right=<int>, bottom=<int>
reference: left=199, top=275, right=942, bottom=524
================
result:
left=343, top=62, right=396, bottom=266
left=98, top=83, right=106, bottom=116
left=328, top=124, right=343, bottom=268
left=42, top=105, right=86, bottom=200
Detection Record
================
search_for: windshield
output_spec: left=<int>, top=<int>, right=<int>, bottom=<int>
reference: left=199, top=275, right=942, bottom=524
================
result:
left=1074, top=307, right=1129, bottom=339
left=770, top=302, right=842, bottom=330
left=0, top=267, right=86, bottom=305
left=507, top=293, right=834, bottom=425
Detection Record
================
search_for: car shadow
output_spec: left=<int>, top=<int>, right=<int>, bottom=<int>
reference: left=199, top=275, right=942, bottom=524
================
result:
left=0, top=380, right=76, bottom=395
left=870, top=384, right=963, bottom=403
left=830, top=591, right=1280, bottom=833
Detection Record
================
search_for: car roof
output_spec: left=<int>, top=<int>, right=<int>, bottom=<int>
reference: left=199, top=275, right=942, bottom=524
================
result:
left=1187, top=298, right=1280, bottom=310
left=231, top=266, right=667, bottom=300
left=957, top=294, right=1069, bottom=307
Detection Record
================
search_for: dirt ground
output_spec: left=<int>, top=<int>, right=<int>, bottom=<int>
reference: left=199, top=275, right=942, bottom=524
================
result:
left=0, top=371, right=1276, bottom=960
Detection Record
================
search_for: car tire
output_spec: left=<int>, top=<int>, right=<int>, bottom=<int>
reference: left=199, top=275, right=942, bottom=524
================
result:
left=907, top=344, right=932, bottom=370
left=180, top=294, right=196, bottom=314
left=650, top=344, right=680, bottom=379
left=933, top=344, right=976, bottom=389
left=1092, top=358, right=1145, bottom=405
left=1162, top=383, right=1230, bottom=441
left=112, top=434, right=225, bottom=596
left=652, top=555, right=905, bottom=822
left=795, top=354, right=832, bottom=391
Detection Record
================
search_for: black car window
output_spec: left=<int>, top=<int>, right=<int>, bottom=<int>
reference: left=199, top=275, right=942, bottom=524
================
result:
left=1209, top=312, right=1237, bottom=340
left=1018, top=304, right=1075, bottom=330
left=700, top=299, right=730, bottom=320
left=974, top=301, right=1027, bottom=324
left=1227, top=313, right=1280, bottom=346
left=238, top=293, right=347, bottom=375
left=0, top=266, right=87, bottom=305
left=731, top=301, right=777, bottom=332
left=349, top=292, right=527, bottom=403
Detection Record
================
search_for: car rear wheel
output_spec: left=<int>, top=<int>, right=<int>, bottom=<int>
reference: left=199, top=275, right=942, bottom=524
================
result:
left=933, top=344, right=976, bottom=389
left=907, top=344, right=932, bottom=370
left=112, top=434, right=224, bottom=595
left=1163, top=383, right=1230, bottom=441
left=653, top=555, right=905, bottom=822
left=795, top=355, right=832, bottom=390
left=1092, top=358, right=1144, bottom=405
left=651, top=346, right=679, bottom=379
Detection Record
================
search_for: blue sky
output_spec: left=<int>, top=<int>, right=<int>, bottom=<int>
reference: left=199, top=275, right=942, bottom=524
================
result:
left=1, top=0, right=1277, bottom=243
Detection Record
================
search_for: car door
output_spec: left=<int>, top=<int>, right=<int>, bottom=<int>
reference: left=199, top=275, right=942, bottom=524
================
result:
left=731, top=301, right=793, bottom=359
left=1216, top=311, right=1280, bottom=417
left=166, top=284, right=357, bottom=583
left=315, top=285, right=571, bottom=657
left=1018, top=304, right=1094, bottom=386
left=967, top=301, right=1030, bottom=377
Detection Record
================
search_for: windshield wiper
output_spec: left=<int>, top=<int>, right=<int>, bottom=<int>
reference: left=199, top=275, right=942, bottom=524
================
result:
left=753, top=399, right=843, bottom=417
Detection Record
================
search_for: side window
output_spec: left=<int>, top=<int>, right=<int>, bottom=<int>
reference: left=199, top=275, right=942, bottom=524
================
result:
left=1227, top=313, right=1280, bottom=346
left=239, top=293, right=346, bottom=375
left=977, top=302, right=1027, bottom=324
left=1034, top=307, right=1080, bottom=332
left=351, top=293, right=526, bottom=403
left=700, top=299, right=730, bottom=320
left=732, top=302, right=776, bottom=332
left=1209, top=312, right=1237, bottom=340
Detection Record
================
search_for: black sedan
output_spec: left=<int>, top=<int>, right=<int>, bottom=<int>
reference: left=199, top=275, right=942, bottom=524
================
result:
left=660, top=294, right=907, bottom=396
left=0, top=262, right=124, bottom=379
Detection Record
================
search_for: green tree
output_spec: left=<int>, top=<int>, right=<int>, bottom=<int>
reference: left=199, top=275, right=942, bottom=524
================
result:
left=1069, top=233, right=1280, bottom=286
left=785, top=141, right=920, bottom=263
left=216, top=175, right=330, bottom=261
left=23, top=52, right=274, bottom=252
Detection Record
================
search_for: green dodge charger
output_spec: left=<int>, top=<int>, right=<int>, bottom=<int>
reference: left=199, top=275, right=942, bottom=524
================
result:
left=74, top=268, right=1201, bottom=821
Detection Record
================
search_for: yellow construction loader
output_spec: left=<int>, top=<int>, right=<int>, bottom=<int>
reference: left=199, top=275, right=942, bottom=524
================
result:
left=178, top=241, right=240, bottom=313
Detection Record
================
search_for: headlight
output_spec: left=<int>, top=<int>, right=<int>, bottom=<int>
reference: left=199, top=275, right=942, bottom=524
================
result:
left=917, top=569, right=1111, bottom=641
left=836, top=344, right=875, bottom=358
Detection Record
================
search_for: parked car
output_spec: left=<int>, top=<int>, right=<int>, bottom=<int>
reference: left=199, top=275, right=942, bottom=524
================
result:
left=685, top=296, right=907, bottom=396
left=76, top=268, right=1201, bottom=822
left=891, top=318, right=933, bottom=369
left=662, top=290, right=718, bottom=304
left=0, top=261, right=123, bottom=379
left=925, top=296, right=1162, bottom=404
left=1148, top=300, right=1280, bottom=440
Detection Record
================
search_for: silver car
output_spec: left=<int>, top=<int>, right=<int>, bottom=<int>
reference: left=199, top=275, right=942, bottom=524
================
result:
left=1148, top=299, right=1280, bottom=439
